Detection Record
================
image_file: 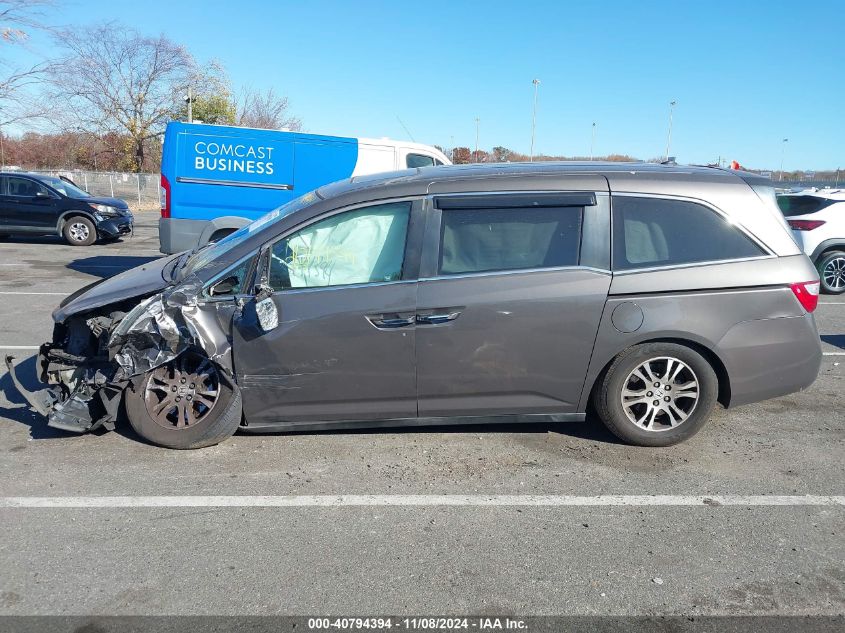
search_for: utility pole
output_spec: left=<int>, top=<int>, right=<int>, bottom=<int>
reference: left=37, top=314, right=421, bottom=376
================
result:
left=450, top=135, right=454, bottom=163
left=530, top=79, right=541, bottom=161
left=779, top=138, right=789, bottom=181
left=590, top=122, right=596, bottom=161
left=665, top=100, right=677, bottom=160
left=185, top=86, right=193, bottom=123
left=474, top=117, right=480, bottom=163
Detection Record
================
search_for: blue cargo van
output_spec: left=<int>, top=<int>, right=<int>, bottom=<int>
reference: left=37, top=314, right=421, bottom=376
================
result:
left=159, top=121, right=451, bottom=253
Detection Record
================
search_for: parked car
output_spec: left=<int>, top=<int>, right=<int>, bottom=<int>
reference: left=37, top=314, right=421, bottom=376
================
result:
left=159, top=121, right=451, bottom=254
left=0, top=172, right=134, bottom=246
left=6, top=162, right=822, bottom=449
left=777, top=188, right=845, bottom=294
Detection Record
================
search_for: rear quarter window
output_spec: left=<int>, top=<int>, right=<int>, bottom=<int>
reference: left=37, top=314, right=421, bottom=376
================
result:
left=612, top=196, right=764, bottom=271
left=776, top=195, right=832, bottom=217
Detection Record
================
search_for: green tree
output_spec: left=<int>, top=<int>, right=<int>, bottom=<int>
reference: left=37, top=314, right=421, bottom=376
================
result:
left=178, top=60, right=236, bottom=124
left=492, top=146, right=512, bottom=162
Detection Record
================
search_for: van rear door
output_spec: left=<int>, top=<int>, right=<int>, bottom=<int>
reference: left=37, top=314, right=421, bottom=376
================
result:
left=415, top=179, right=612, bottom=417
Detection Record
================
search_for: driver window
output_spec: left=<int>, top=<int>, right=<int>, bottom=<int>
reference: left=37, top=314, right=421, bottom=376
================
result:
left=269, top=201, right=411, bottom=290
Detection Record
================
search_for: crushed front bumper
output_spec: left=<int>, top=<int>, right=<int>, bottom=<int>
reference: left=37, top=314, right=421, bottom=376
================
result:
left=96, top=216, right=134, bottom=239
left=5, top=345, right=124, bottom=433
left=5, top=274, right=235, bottom=436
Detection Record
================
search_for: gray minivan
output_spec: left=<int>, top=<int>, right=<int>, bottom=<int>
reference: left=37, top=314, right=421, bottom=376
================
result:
left=7, top=163, right=823, bottom=449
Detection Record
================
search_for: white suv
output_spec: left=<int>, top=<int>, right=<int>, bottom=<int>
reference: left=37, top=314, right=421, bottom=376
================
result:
left=778, top=188, right=845, bottom=294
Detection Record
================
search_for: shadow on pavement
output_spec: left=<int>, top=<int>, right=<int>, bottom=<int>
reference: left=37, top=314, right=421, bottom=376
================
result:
left=4, top=235, right=64, bottom=245
left=0, top=355, right=67, bottom=439
left=3, top=353, right=625, bottom=446
left=820, top=334, right=845, bottom=350
left=67, top=255, right=160, bottom=279
left=259, top=414, right=625, bottom=445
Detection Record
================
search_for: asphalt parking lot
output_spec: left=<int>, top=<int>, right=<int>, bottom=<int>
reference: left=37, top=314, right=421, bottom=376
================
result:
left=0, top=213, right=843, bottom=617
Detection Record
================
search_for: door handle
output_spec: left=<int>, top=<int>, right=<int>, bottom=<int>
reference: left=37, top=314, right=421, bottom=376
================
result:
left=367, top=315, right=416, bottom=329
left=416, top=311, right=461, bottom=325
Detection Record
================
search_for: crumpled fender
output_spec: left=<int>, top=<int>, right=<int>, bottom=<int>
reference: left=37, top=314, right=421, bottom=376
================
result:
left=108, top=274, right=233, bottom=380
left=8, top=274, right=235, bottom=435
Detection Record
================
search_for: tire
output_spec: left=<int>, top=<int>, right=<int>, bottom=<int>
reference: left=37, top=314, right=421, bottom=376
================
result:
left=62, top=216, right=97, bottom=246
left=592, top=342, right=719, bottom=447
left=817, top=250, right=845, bottom=295
left=124, top=352, right=242, bottom=449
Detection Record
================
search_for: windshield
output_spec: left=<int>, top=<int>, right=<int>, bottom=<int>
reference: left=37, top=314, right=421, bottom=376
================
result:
left=33, top=175, right=91, bottom=199
left=179, top=190, right=320, bottom=277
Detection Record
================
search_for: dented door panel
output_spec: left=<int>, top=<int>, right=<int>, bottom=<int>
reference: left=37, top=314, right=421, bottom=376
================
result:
left=233, top=282, right=418, bottom=425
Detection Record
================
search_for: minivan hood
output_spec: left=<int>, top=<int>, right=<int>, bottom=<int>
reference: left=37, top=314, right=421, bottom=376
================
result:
left=53, top=255, right=178, bottom=323
left=84, top=196, right=130, bottom=210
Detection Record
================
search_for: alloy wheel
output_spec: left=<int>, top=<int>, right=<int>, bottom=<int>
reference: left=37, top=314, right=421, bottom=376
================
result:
left=823, top=256, right=845, bottom=291
left=68, top=222, right=90, bottom=242
left=144, top=353, right=220, bottom=429
left=620, top=356, right=699, bottom=431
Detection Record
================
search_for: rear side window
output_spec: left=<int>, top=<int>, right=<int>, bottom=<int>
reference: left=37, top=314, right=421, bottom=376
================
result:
left=439, top=207, right=583, bottom=275
left=777, top=195, right=833, bottom=217
left=6, top=176, right=50, bottom=197
left=612, top=196, right=764, bottom=271
left=407, top=153, right=435, bottom=168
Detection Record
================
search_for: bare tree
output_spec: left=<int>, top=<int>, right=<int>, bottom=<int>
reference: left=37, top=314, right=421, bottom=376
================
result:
left=48, top=22, right=193, bottom=171
left=0, top=1, right=53, bottom=127
left=236, top=87, right=301, bottom=131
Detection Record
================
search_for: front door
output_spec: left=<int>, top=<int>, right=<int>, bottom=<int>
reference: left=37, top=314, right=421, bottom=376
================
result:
left=1, top=176, right=60, bottom=231
left=233, top=200, right=419, bottom=425
left=415, top=191, right=612, bottom=417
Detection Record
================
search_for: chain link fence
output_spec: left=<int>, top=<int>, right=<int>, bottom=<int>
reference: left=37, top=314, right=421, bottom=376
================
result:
left=30, top=170, right=161, bottom=212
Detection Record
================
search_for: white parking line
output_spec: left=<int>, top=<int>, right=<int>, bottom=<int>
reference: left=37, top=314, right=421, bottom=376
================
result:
left=0, top=292, right=67, bottom=296
left=0, top=495, right=843, bottom=508
left=0, top=264, right=132, bottom=269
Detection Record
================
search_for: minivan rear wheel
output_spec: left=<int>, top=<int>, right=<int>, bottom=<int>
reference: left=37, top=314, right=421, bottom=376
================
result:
left=592, top=342, right=718, bottom=446
left=818, top=250, right=845, bottom=295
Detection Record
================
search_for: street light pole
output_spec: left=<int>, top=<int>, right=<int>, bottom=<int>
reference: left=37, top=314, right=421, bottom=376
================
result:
left=779, top=138, right=789, bottom=181
left=475, top=117, right=480, bottom=163
left=530, top=78, right=540, bottom=162
left=665, top=100, right=676, bottom=160
left=590, top=122, right=596, bottom=161
left=450, top=135, right=454, bottom=163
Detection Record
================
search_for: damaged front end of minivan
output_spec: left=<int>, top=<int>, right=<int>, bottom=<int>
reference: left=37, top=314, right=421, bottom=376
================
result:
left=5, top=275, right=234, bottom=434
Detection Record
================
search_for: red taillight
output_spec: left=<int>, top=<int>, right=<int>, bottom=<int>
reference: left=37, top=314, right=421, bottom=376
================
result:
left=788, top=219, right=825, bottom=231
left=160, top=174, right=171, bottom=219
left=790, top=280, right=820, bottom=312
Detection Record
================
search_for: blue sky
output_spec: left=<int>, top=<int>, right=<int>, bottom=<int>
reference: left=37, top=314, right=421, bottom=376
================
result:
left=7, top=0, right=844, bottom=169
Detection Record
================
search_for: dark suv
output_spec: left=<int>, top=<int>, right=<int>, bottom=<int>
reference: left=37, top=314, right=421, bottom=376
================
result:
left=0, top=172, right=134, bottom=246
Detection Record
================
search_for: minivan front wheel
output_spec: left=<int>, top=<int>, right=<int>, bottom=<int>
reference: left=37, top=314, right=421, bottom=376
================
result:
left=593, top=343, right=718, bottom=446
left=125, top=352, right=242, bottom=449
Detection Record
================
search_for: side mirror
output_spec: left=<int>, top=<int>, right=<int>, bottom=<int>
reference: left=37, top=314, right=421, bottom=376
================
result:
left=254, top=283, right=278, bottom=332
left=209, top=275, right=239, bottom=296
left=35, top=190, right=51, bottom=199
